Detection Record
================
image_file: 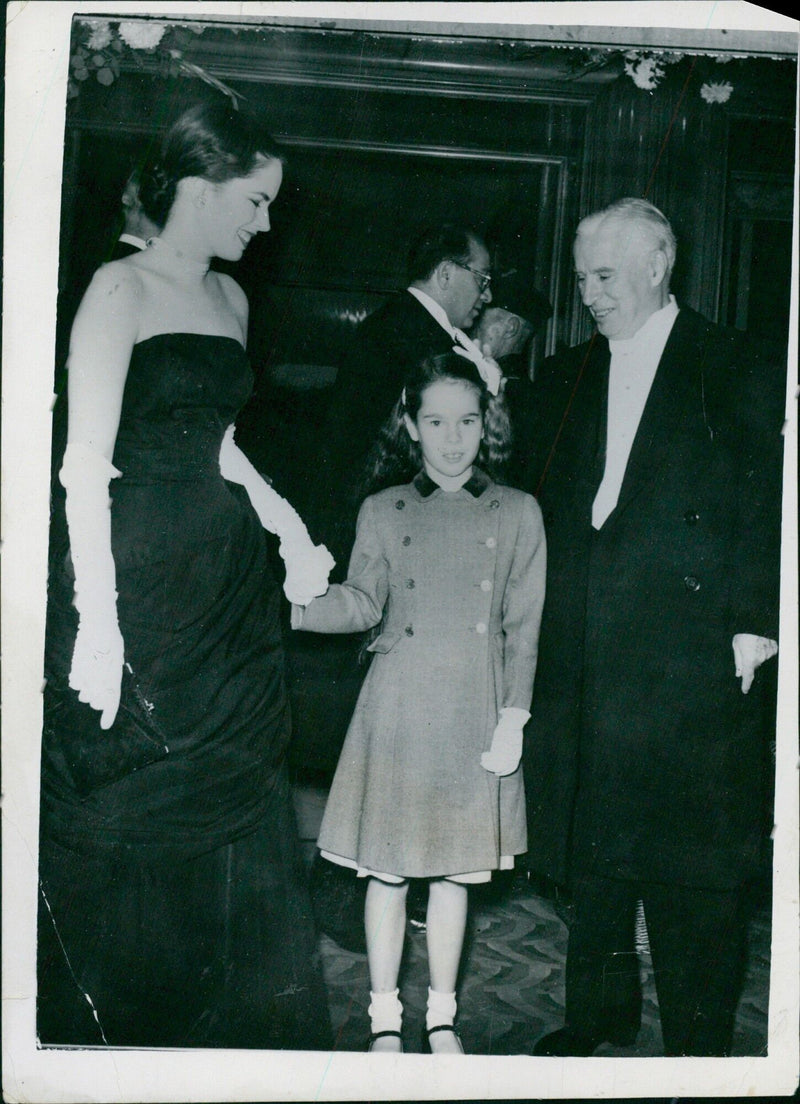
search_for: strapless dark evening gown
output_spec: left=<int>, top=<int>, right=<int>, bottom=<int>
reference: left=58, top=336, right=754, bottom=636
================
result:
left=38, top=334, right=331, bottom=1049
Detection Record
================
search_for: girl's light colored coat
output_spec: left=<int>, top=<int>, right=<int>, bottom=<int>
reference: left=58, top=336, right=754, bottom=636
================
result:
left=296, top=470, right=546, bottom=878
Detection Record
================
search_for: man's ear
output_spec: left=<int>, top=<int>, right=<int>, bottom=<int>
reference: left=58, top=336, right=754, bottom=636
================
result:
left=403, top=412, right=420, bottom=442
left=649, top=249, right=668, bottom=287
left=505, top=314, right=522, bottom=338
left=434, top=259, right=453, bottom=290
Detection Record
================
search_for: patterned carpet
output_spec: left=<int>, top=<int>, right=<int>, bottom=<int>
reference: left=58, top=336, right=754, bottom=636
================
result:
left=293, top=782, right=771, bottom=1058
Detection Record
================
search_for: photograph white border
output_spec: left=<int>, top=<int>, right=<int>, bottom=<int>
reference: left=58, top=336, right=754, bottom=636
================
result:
left=3, top=3, right=798, bottom=1101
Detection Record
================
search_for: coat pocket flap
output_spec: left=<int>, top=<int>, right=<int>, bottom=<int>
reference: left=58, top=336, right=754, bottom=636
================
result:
left=366, top=631, right=402, bottom=654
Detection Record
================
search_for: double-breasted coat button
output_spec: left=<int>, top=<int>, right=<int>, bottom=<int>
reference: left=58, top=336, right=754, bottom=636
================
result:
left=405, top=625, right=414, bottom=636
left=395, top=499, right=405, bottom=510
left=684, top=509, right=700, bottom=524
left=480, top=579, right=492, bottom=592
left=402, top=535, right=411, bottom=546
left=485, top=537, right=497, bottom=549
left=489, top=500, right=500, bottom=509
left=406, top=579, right=415, bottom=589
left=475, top=622, right=488, bottom=634
left=684, top=575, right=701, bottom=592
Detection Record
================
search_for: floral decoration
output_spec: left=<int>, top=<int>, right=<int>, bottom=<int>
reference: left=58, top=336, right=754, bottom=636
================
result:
left=556, top=44, right=741, bottom=105
left=69, top=18, right=243, bottom=106
left=624, top=52, right=667, bottom=91
left=699, top=80, right=734, bottom=104
left=622, top=49, right=734, bottom=103
left=117, top=21, right=168, bottom=51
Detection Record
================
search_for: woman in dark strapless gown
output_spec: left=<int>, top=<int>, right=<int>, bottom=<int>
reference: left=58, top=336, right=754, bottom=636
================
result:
left=37, top=103, right=334, bottom=1050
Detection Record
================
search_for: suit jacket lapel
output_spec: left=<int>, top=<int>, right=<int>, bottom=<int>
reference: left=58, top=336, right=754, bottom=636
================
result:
left=612, top=309, right=702, bottom=518
left=540, top=335, right=609, bottom=515
left=569, top=336, right=610, bottom=496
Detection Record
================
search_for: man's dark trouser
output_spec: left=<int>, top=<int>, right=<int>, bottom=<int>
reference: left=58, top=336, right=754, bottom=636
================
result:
left=565, top=871, right=749, bottom=1056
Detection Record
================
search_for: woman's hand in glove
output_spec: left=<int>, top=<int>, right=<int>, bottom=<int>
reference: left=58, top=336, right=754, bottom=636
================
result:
left=69, top=615, right=124, bottom=729
left=281, top=540, right=336, bottom=606
left=219, top=424, right=334, bottom=604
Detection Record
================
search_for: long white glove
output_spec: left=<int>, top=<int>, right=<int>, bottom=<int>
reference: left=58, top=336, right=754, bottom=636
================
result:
left=452, top=329, right=503, bottom=396
left=59, top=442, right=124, bottom=729
left=481, top=707, right=530, bottom=776
left=219, top=425, right=334, bottom=605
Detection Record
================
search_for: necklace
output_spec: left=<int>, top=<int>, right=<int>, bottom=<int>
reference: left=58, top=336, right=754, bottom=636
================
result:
left=146, top=236, right=210, bottom=278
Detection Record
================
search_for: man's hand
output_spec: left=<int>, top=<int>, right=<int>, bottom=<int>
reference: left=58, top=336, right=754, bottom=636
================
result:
left=732, top=633, right=778, bottom=694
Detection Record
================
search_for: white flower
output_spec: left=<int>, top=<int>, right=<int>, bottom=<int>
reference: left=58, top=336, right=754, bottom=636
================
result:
left=700, top=80, right=733, bottom=104
left=624, top=55, right=664, bottom=91
left=85, top=21, right=112, bottom=51
left=118, top=21, right=166, bottom=50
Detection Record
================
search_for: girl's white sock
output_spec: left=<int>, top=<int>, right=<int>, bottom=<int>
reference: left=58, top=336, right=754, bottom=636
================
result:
left=426, top=987, right=457, bottom=1030
left=368, top=988, right=403, bottom=1034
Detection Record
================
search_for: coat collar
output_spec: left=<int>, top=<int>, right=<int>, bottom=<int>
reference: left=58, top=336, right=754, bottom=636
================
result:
left=413, top=468, right=492, bottom=499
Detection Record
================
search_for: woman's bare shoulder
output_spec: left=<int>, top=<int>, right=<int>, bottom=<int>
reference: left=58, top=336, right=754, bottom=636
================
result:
left=73, top=260, right=145, bottom=335
left=89, top=256, right=146, bottom=300
left=214, top=271, right=248, bottom=316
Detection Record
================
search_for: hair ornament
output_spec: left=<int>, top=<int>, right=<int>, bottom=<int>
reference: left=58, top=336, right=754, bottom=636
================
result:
left=451, top=330, right=503, bottom=396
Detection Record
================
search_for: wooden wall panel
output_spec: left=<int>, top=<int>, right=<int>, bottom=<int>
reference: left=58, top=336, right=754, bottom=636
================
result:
left=579, top=74, right=729, bottom=340
left=58, top=21, right=796, bottom=367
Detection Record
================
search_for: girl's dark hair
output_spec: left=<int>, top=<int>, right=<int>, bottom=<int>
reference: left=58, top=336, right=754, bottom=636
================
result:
left=359, top=352, right=512, bottom=499
left=139, top=101, right=284, bottom=225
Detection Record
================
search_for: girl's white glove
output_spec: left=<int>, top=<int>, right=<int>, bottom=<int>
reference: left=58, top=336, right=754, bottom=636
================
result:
left=219, top=425, right=334, bottom=605
left=481, top=707, right=530, bottom=776
left=59, top=442, right=124, bottom=729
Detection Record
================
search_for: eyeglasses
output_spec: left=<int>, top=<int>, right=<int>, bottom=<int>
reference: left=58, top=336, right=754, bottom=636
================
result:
left=454, top=262, right=492, bottom=295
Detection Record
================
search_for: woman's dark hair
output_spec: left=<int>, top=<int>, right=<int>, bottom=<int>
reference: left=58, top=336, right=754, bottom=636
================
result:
left=139, top=101, right=283, bottom=225
left=358, top=352, right=512, bottom=499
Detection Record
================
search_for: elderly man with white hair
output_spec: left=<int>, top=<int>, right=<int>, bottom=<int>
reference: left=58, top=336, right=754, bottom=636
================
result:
left=523, top=197, right=784, bottom=1057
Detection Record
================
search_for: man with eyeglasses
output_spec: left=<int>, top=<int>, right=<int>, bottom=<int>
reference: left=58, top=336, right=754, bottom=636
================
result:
left=316, top=222, right=496, bottom=557
left=331, top=222, right=494, bottom=473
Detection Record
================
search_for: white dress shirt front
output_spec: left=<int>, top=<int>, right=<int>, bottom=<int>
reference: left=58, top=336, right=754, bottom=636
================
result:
left=592, top=296, right=679, bottom=529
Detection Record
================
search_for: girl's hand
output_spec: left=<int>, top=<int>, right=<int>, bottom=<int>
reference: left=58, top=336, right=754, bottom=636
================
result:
left=481, top=707, right=530, bottom=776
left=69, top=617, right=125, bottom=729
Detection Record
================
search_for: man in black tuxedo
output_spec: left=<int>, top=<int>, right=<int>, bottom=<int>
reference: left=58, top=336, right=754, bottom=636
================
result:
left=523, top=198, right=784, bottom=1057
left=108, top=166, right=161, bottom=260
left=320, top=222, right=494, bottom=523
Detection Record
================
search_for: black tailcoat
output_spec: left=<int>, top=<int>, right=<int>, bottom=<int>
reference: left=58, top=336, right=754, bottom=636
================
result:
left=523, top=307, right=784, bottom=891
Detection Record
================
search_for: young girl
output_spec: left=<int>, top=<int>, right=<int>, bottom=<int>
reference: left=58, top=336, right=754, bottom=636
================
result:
left=293, top=351, right=546, bottom=1053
